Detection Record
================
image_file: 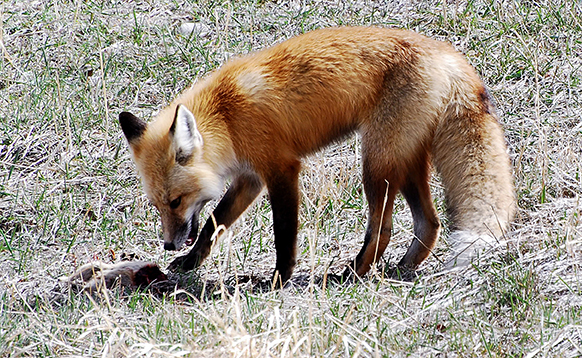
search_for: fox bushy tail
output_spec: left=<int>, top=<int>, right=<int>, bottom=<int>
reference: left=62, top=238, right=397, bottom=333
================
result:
left=433, top=89, right=515, bottom=268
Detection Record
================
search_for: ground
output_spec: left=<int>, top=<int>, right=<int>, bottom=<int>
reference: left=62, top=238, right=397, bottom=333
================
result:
left=1, top=1, right=581, bottom=357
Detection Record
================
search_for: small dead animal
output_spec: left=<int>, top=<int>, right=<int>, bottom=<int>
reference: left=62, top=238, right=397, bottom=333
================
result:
left=65, top=261, right=168, bottom=292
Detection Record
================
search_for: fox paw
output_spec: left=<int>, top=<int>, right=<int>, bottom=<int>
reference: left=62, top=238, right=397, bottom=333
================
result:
left=168, top=254, right=199, bottom=272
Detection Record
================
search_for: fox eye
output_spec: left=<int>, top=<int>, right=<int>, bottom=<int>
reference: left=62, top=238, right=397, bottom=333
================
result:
left=170, top=196, right=181, bottom=209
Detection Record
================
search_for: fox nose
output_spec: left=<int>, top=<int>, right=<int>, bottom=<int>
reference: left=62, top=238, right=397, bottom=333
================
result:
left=164, top=242, right=176, bottom=251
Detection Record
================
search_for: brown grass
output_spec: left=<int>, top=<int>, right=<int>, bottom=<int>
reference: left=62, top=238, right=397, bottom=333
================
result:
left=1, top=0, right=581, bottom=356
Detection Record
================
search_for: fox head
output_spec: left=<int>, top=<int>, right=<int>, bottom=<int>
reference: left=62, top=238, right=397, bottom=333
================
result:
left=118, top=105, right=223, bottom=251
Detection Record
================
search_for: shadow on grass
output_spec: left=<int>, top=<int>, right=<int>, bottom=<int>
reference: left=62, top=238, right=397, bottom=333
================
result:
left=56, top=258, right=427, bottom=306
left=143, top=262, right=423, bottom=302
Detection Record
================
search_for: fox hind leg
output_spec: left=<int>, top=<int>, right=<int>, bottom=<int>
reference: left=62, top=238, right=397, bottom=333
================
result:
left=398, top=157, right=441, bottom=268
left=343, top=146, right=402, bottom=278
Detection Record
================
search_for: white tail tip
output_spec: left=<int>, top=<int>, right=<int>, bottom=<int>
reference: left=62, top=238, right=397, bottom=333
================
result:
left=444, top=230, right=501, bottom=269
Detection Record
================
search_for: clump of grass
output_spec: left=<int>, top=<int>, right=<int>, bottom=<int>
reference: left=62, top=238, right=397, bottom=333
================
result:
left=1, top=0, right=581, bottom=356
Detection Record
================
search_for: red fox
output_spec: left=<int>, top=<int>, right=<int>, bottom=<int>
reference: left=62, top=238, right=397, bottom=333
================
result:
left=119, top=27, right=514, bottom=284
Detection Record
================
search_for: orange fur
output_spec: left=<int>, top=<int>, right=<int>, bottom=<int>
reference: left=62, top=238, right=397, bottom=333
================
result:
left=119, top=27, right=515, bottom=282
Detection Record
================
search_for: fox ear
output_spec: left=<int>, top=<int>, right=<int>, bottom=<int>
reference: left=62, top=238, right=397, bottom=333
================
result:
left=170, top=104, right=203, bottom=165
left=119, top=112, right=147, bottom=143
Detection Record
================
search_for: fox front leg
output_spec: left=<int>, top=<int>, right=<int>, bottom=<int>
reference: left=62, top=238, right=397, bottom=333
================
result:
left=168, top=172, right=264, bottom=272
left=264, top=160, right=301, bottom=286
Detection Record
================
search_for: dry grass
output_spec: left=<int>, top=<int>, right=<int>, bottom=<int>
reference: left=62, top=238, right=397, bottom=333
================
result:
left=1, top=0, right=581, bottom=356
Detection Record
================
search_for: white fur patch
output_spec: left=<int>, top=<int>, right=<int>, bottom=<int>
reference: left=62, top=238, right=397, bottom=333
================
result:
left=237, top=71, right=266, bottom=97
left=444, top=230, right=500, bottom=269
left=173, top=105, right=203, bottom=158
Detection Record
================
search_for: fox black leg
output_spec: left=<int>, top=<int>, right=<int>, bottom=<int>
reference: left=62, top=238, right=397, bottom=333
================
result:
left=265, top=160, right=301, bottom=287
left=169, top=172, right=264, bottom=272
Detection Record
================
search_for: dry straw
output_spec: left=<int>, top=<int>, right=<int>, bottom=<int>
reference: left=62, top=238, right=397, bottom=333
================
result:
left=1, top=0, right=581, bottom=356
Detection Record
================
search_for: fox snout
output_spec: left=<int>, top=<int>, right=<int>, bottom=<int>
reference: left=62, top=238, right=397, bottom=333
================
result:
left=161, top=211, right=199, bottom=251
left=163, top=238, right=196, bottom=251
left=164, top=241, right=178, bottom=251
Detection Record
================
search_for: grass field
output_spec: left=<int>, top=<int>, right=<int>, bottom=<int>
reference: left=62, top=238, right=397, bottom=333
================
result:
left=1, top=0, right=581, bottom=356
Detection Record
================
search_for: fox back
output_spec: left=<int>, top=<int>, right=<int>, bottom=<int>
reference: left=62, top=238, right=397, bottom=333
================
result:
left=119, top=27, right=515, bottom=283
